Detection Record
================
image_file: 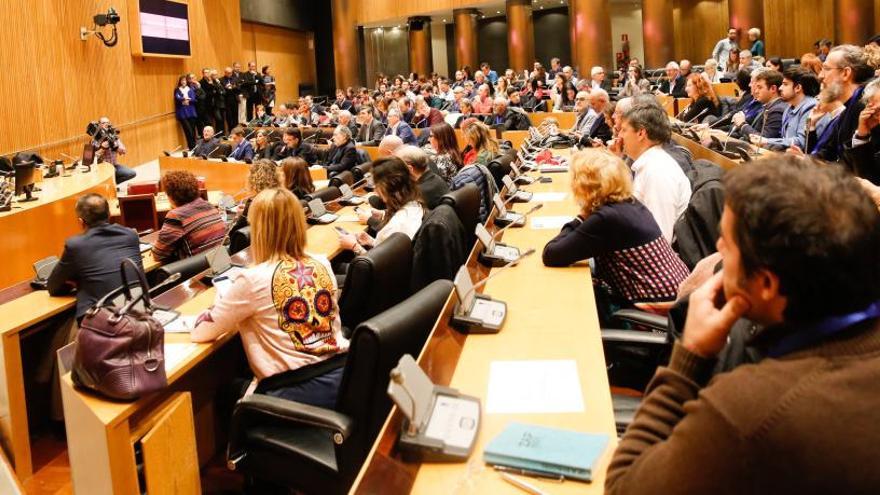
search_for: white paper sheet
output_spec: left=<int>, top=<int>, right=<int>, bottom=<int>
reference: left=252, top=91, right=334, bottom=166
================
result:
left=164, top=343, right=199, bottom=372
left=530, top=216, right=574, bottom=230
left=336, top=214, right=360, bottom=223
left=530, top=192, right=567, bottom=202
left=486, top=360, right=585, bottom=414
left=164, top=315, right=197, bottom=333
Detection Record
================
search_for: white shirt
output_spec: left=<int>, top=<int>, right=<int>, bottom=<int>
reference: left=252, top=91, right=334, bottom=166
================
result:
left=375, top=201, right=425, bottom=245
left=631, top=145, right=692, bottom=242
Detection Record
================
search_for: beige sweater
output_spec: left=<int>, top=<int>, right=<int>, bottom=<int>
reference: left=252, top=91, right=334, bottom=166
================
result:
left=606, top=319, right=880, bottom=494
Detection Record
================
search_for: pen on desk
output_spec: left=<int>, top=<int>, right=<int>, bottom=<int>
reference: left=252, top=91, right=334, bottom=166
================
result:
left=493, top=465, right=564, bottom=482
left=499, top=472, right=550, bottom=495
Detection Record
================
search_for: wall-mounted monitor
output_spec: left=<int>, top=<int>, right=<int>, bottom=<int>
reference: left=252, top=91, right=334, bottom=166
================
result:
left=128, top=0, right=191, bottom=58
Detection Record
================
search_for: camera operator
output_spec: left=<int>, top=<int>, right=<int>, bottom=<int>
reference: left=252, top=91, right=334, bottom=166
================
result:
left=91, top=117, right=136, bottom=184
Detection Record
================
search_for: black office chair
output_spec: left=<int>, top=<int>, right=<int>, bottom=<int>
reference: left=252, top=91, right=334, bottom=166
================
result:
left=226, top=279, right=454, bottom=495
left=152, top=253, right=210, bottom=288
left=411, top=204, right=469, bottom=292
left=355, top=149, right=370, bottom=165
left=672, top=160, right=725, bottom=269
left=352, top=162, right=372, bottom=182
left=440, top=183, right=481, bottom=246
left=486, top=149, right=516, bottom=190
left=338, top=232, right=413, bottom=337
left=305, top=186, right=342, bottom=203
left=229, top=226, right=251, bottom=255
left=328, top=170, right=355, bottom=189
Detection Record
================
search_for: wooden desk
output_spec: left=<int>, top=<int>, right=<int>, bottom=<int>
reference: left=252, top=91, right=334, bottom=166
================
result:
left=712, top=82, right=740, bottom=98
left=528, top=112, right=576, bottom=129
left=500, top=130, right=530, bottom=150
left=59, top=201, right=367, bottom=494
left=351, top=152, right=617, bottom=494
left=158, top=156, right=328, bottom=195
left=671, top=127, right=769, bottom=170
left=0, top=164, right=117, bottom=290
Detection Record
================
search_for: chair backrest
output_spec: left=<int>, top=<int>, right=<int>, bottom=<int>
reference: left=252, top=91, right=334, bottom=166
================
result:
left=305, top=186, right=342, bottom=203
left=334, top=279, right=453, bottom=484
left=127, top=181, right=159, bottom=195
left=338, top=232, right=413, bottom=336
left=355, top=149, right=370, bottom=165
left=352, top=161, right=372, bottom=181
left=328, top=170, right=355, bottom=188
left=118, top=194, right=158, bottom=233
left=229, top=225, right=251, bottom=254
left=153, top=253, right=210, bottom=286
left=672, top=159, right=725, bottom=269
left=440, top=183, right=480, bottom=246
left=486, top=149, right=515, bottom=190
left=410, top=204, right=469, bottom=292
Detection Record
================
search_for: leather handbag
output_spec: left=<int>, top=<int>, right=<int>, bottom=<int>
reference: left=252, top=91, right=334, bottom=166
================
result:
left=72, top=258, right=167, bottom=400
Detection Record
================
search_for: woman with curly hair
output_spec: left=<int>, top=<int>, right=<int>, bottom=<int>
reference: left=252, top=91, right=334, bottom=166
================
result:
left=680, top=73, right=721, bottom=123
left=231, top=159, right=281, bottom=232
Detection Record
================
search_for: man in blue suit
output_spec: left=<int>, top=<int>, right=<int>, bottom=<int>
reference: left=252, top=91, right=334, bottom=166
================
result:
left=384, top=108, right=417, bottom=145
left=228, top=126, right=255, bottom=161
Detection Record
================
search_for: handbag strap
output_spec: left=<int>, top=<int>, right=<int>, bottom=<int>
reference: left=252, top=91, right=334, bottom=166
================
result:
left=113, top=258, right=153, bottom=317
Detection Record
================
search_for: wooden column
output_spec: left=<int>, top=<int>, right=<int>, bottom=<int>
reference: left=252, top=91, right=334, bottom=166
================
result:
left=331, top=0, right=361, bottom=89
left=729, top=0, right=764, bottom=48
left=408, top=17, right=433, bottom=78
left=453, top=8, right=479, bottom=71
left=836, top=0, right=875, bottom=45
left=570, top=0, right=613, bottom=74
left=506, top=0, right=536, bottom=73
left=642, top=0, right=675, bottom=69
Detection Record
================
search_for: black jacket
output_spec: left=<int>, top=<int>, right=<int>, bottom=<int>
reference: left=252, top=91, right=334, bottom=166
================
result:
left=192, top=137, right=220, bottom=157
left=680, top=97, right=721, bottom=124
left=47, top=223, right=144, bottom=320
left=411, top=204, right=469, bottom=292
left=660, top=76, right=687, bottom=98
left=325, top=140, right=358, bottom=175
left=273, top=142, right=318, bottom=163
left=240, top=71, right=261, bottom=99
left=356, top=120, right=386, bottom=146
left=736, top=98, right=788, bottom=139
left=488, top=109, right=531, bottom=131
left=672, top=160, right=725, bottom=269
left=844, top=131, right=880, bottom=184
left=417, top=170, right=451, bottom=209
left=579, top=113, right=613, bottom=146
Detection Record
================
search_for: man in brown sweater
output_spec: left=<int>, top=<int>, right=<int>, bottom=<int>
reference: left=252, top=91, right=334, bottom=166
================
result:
left=606, top=156, right=880, bottom=494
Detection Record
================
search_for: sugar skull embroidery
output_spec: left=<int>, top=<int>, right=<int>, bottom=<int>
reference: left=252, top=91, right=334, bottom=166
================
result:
left=272, top=259, right=339, bottom=354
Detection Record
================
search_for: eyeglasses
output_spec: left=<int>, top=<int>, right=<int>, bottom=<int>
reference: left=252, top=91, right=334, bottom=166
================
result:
left=821, top=65, right=845, bottom=73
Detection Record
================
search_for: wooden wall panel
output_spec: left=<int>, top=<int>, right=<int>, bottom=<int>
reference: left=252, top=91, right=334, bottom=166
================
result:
left=241, top=22, right=317, bottom=103
left=673, top=0, right=730, bottom=64
left=0, top=0, right=241, bottom=168
left=763, top=0, right=833, bottom=58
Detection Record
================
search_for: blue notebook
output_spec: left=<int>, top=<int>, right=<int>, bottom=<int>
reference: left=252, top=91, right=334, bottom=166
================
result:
left=483, top=422, right=609, bottom=482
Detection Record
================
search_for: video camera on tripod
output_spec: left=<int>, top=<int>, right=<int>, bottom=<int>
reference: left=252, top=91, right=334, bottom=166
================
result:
left=86, top=121, right=120, bottom=151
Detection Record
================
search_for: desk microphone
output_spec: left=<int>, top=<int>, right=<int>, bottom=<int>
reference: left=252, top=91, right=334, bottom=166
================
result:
left=685, top=108, right=709, bottom=125
left=491, top=203, right=544, bottom=239
left=708, top=110, right=737, bottom=129
left=412, top=116, right=427, bottom=129
left=389, top=368, right=418, bottom=435
left=163, top=145, right=183, bottom=157
left=458, top=248, right=535, bottom=308
left=206, top=145, right=222, bottom=159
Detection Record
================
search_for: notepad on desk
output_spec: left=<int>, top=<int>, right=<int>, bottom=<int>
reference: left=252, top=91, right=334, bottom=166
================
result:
left=484, top=422, right=609, bottom=482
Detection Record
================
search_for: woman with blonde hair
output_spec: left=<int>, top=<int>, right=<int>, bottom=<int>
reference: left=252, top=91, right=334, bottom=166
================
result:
left=463, top=120, right=499, bottom=166
left=702, top=59, right=723, bottom=84
left=542, top=149, right=689, bottom=320
left=231, top=159, right=281, bottom=231
left=279, top=157, right=315, bottom=199
left=191, top=188, right=348, bottom=407
left=451, top=120, right=499, bottom=222
left=680, top=73, right=721, bottom=123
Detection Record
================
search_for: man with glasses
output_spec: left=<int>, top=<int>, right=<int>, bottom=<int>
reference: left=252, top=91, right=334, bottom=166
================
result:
left=571, top=91, right=597, bottom=138
left=590, top=66, right=612, bottom=92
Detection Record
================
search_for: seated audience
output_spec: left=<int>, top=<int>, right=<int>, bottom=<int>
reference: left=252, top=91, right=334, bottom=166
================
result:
left=355, top=106, right=386, bottom=146
left=846, top=78, right=880, bottom=183
left=252, top=104, right=273, bottom=126
left=228, top=127, right=255, bottom=161
left=395, top=145, right=450, bottom=209
left=553, top=82, right=578, bottom=112
left=251, top=129, right=273, bottom=159
left=280, top=157, right=315, bottom=199
left=581, top=89, right=613, bottom=146
left=451, top=121, right=499, bottom=222
left=571, top=91, right=598, bottom=138
left=679, top=73, right=721, bottom=123
left=543, top=150, right=689, bottom=320
left=231, top=159, right=281, bottom=232
left=658, top=61, right=687, bottom=98
left=618, top=104, right=691, bottom=242
left=488, top=97, right=530, bottom=130
left=463, top=120, right=499, bottom=166
left=339, top=157, right=425, bottom=255
left=765, top=56, right=783, bottom=71
left=378, top=134, right=404, bottom=157
left=412, top=96, right=444, bottom=128
left=47, top=193, right=144, bottom=320
left=738, top=49, right=761, bottom=72
left=191, top=188, right=348, bottom=409
left=759, top=66, right=819, bottom=151
left=590, top=66, right=612, bottom=91
left=273, top=127, right=317, bottom=163
left=619, top=65, right=651, bottom=98
left=384, top=108, right=418, bottom=145
left=799, top=52, right=823, bottom=76
left=472, top=84, right=494, bottom=114
left=731, top=70, right=787, bottom=140
left=701, top=59, right=723, bottom=84
left=454, top=99, right=477, bottom=128
left=425, top=122, right=463, bottom=184
left=325, top=125, right=358, bottom=176
left=152, top=170, right=226, bottom=262
left=336, top=109, right=358, bottom=136
left=606, top=156, right=880, bottom=494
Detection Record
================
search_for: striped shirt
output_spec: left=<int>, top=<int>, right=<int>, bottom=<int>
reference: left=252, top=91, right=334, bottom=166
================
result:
left=152, top=197, right=226, bottom=262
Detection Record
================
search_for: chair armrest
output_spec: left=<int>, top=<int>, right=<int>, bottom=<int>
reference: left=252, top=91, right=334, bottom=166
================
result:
left=601, top=329, right=670, bottom=346
left=613, top=309, right=669, bottom=331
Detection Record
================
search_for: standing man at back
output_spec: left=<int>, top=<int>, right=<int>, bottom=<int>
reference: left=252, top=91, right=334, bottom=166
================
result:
left=712, top=28, right=739, bottom=72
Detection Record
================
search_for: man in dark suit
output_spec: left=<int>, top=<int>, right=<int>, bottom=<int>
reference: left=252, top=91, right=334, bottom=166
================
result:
left=47, top=193, right=144, bottom=321
left=325, top=125, right=359, bottom=176
left=488, top=97, right=531, bottom=131
left=273, top=127, right=318, bottom=163
left=659, top=61, right=687, bottom=98
left=191, top=126, right=220, bottom=157
left=579, top=89, right=613, bottom=146
left=228, top=127, right=255, bottom=161
left=399, top=97, right=416, bottom=123
left=356, top=106, right=386, bottom=146
left=732, top=70, right=787, bottom=140
left=384, top=109, right=418, bottom=145
left=220, top=66, right=241, bottom=133
left=395, top=145, right=450, bottom=209
left=240, top=61, right=263, bottom=121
